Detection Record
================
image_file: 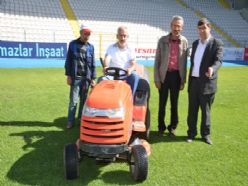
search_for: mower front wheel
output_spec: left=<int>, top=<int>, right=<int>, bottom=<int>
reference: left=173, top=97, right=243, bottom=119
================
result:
left=64, top=143, right=79, bottom=180
left=129, top=145, right=148, bottom=182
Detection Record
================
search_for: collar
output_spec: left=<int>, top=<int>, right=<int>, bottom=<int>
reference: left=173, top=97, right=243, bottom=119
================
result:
left=77, top=38, right=88, bottom=45
left=169, top=33, right=181, bottom=42
left=199, top=35, right=211, bottom=44
left=163, top=33, right=181, bottom=44
left=115, top=42, right=128, bottom=50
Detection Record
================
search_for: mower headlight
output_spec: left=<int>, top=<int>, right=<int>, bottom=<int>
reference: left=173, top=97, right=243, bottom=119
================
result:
left=83, top=105, right=125, bottom=119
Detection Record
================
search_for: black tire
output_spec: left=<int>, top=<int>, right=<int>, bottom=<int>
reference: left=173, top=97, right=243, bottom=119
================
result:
left=129, top=145, right=148, bottom=182
left=64, top=144, right=79, bottom=180
left=144, top=108, right=150, bottom=139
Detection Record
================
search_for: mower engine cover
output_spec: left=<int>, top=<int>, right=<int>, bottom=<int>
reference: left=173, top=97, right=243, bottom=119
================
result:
left=80, top=80, right=133, bottom=144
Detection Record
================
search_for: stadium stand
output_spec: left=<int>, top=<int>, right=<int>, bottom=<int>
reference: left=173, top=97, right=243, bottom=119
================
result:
left=68, top=0, right=235, bottom=52
left=240, top=8, right=248, bottom=22
left=1, top=0, right=247, bottom=58
left=182, top=0, right=248, bottom=47
left=0, top=0, right=73, bottom=42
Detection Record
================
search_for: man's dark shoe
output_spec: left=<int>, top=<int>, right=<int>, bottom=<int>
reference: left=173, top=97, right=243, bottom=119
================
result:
left=158, top=130, right=165, bottom=136
left=187, top=138, right=193, bottom=143
left=168, top=129, right=176, bottom=137
left=66, top=122, right=73, bottom=129
left=203, top=136, right=213, bottom=145
left=186, top=136, right=195, bottom=143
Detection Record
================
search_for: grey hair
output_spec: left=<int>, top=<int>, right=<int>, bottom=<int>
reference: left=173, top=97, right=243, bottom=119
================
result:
left=171, top=15, right=184, bottom=25
left=117, top=26, right=128, bottom=34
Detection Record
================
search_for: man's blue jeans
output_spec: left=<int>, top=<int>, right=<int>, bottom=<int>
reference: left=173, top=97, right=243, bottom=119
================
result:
left=67, top=78, right=89, bottom=123
left=124, top=71, right=139, bottom=97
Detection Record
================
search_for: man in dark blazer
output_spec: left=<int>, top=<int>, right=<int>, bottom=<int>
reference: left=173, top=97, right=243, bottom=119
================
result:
left=187, top=18, right=224, bottom=144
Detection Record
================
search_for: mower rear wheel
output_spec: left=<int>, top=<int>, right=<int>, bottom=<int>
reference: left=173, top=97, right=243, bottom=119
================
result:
left=64, top=143, right=79, bottom=180
left=129, top=145, right=148, bottom=182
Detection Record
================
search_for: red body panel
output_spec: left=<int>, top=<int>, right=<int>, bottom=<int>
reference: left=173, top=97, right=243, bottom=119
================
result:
left=133, top=105, right=146, bottom=122
left=80, top=80, right=133, bottom=144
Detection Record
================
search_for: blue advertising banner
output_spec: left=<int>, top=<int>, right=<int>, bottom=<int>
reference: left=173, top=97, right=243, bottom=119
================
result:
left=0, top=41, right=67, bottom=59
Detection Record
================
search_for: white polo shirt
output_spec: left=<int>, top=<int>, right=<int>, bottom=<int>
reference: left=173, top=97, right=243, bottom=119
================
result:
left=192, top=36, right=211, bottom=77
left=106, top=43, right=136, bottom=70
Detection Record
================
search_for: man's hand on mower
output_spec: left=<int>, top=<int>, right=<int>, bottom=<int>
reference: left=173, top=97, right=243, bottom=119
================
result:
left=90, top=80, right=96, bottom=88
left=127, top=68, right=132, bottom=76
left=103, top=66, right=109, bottom=75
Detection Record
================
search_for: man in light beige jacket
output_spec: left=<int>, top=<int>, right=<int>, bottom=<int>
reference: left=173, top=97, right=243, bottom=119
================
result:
left=154, top=15, right=188, bottom=136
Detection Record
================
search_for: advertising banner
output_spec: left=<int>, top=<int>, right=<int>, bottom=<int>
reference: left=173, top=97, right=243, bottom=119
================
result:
left=135, top=48, right=156, bottom=60
left=244, top=48, right=248, bottom=61
left=223, top=48, right=244, bottom=61
left=0, top=41, right=67, bottom=59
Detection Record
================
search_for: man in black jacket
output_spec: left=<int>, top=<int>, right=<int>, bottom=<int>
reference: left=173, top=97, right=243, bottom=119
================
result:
left=187, top=18, right=224, bottom=144
left=64, top=24, right=96, bottom=129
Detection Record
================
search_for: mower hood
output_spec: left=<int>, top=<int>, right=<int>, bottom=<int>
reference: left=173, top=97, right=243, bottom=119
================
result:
left=85, top=80, right=132, bottom=110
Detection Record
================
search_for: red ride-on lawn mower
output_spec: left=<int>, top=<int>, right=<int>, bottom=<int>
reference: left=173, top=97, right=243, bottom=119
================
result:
left=64, top=64, right=151, bottom=182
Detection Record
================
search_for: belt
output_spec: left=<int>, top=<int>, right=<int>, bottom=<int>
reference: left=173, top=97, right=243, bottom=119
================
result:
left=167, top=69, right=179, bottom=72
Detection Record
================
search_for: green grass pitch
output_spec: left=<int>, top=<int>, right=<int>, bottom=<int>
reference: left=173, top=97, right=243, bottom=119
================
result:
left=0, top=67, right=248, bottom=186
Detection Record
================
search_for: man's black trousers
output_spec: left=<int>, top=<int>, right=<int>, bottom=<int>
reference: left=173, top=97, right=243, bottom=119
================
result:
left=158, top=70, right=181, bottom=132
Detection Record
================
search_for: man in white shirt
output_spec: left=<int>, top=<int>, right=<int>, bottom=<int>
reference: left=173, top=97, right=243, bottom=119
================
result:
left=102, top=26, right=139, bottom=96
left=187, top=18, right=224, bottom=145
left=191, top=37, right=209, bottom=77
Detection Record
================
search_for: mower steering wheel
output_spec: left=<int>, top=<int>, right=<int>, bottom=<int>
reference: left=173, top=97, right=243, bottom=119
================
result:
left=105, top=67, right=128, bottom=80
